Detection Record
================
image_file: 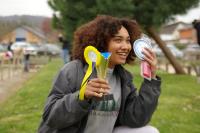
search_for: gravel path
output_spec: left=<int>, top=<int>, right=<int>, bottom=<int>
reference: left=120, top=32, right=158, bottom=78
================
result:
left=0, top=69, right=36, bottom=104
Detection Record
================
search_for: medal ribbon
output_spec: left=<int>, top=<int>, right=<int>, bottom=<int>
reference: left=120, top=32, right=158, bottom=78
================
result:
left=79, top=46, right=101, bottom=100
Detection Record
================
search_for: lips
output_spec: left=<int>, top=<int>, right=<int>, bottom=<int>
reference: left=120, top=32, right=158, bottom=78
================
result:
left=116, top=52, right=129, bottom=59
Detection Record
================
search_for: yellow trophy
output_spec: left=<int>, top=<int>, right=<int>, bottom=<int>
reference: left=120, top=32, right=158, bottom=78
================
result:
left=79, top=46, right=111, bottom=100
left=96, top=52, right=111, bottom=79
left=96, top=52, right=111, bottom=98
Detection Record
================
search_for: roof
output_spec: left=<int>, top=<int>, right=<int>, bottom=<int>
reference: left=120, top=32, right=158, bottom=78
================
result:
left=160, top=21, right=192, bottom=34
left=20, top=25, right=46, bottom=40
left=0, top=25, right=46, bottom=41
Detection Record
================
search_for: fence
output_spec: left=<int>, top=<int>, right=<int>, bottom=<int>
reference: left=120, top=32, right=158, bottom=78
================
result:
left=157, top=57, right=200, bottom=83
left=0, top=51, right=23, bottom=81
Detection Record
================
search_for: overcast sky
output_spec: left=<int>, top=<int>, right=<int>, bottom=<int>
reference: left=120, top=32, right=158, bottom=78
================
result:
left=0, top=0, right=53, bottom=17
left=0, top=0, right=199, bottom=23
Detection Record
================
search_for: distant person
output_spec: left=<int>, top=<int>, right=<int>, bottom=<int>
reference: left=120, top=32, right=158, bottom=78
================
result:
left=58, top=35, right=70, bottom=64
left=192, top=19, right=200, bottom=46
left=7, top=42, right=13, bottom=53
left=6, top=42, right=13, bottom=61
left=23, top=49, right=30, bottom=72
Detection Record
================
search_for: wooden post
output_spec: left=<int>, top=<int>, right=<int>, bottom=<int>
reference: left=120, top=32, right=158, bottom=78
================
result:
left=0, top=59, right=3, bottom=80
left=197, top=77, right=200, bottom=83
left=0, top=58, right=5, bottom=80
left=187, top=66, right=191, bottom=75
left=165, top=63, right=169, bottom=72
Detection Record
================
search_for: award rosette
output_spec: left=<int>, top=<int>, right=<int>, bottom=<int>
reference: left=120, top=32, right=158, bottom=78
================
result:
left=133, top=38, right=152, bottom=60
left=133, top=36, right=153, bottom=80
left=79, top=46, right=101, bottom=100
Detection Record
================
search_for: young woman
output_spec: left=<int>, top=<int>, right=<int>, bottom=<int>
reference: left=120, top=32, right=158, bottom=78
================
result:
left=38, top=15, right=161, bottom=133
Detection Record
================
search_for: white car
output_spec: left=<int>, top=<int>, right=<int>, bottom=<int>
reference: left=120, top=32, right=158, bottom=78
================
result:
left=183, top=44, right=200, bottom=53
left=11, top=42, right=28, bottom=50
left=11, top=42, right=38, bottom=55
left=152, top=44, right=183, bottom=58
left=38, top=44, right=61, bottom=56
left=0, top=44, right=7, bottom=53
left=166, top=44, right=183, bottom=58
left=152, top=45, right=163, bottom=57
left=25, top=44, right=39, bottom=55
left=183, top=44, right=200, bottom=60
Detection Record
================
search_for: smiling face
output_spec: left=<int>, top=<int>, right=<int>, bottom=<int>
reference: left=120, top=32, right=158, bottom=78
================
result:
left=108, top=26, right=131, bottom=68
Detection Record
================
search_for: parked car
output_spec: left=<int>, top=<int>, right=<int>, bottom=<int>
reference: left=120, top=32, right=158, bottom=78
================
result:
left=152, top=44, right=183, bottom=58
left=11, top=42, right=39, bottom=56
left=26, top=44, right=39, bottom=56
left=166, top=44, right=184, bottom=58
left=11, top=42, right=28, bottom=50
left=38, top=44, right=61, bottom=56
left=183, top=44, right=200, bottom=60
left=152, top=45, right=163, bottom=57
left=0, top=44, right=7, bottom=53
left=183, top=44, right=200, bottom=53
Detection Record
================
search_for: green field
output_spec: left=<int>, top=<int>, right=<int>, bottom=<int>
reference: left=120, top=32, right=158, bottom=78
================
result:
left=0, top=59, right=199, bottom=133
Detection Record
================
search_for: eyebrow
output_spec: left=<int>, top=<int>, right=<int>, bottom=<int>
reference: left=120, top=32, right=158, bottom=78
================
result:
left=113, top=35, right=130, bottom=39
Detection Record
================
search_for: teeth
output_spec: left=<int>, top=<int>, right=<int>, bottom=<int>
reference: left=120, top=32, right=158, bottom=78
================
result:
left=118, top=53, right=127, bottom=56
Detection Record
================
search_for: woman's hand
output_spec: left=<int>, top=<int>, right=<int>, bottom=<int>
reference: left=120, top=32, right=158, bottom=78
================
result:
left=142, top=47, right=157, bottom=78
left=84, top=78, right=110, bottom=99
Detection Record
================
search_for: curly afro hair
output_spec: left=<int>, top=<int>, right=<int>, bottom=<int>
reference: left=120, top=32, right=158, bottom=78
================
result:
left=72, top=15, right=142, bottom=64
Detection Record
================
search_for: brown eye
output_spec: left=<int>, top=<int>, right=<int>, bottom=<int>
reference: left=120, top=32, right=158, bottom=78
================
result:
left=114, top=39, right=122, bottom=43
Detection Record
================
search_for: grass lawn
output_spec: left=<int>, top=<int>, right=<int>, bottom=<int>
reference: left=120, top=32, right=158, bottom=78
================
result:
left=0, top=59, right=200, bottom=133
